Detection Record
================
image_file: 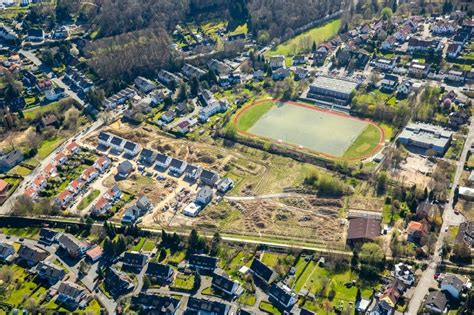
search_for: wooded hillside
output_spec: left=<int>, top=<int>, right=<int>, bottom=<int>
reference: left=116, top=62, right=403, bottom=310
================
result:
left=248, top=0, right=343, bottom=38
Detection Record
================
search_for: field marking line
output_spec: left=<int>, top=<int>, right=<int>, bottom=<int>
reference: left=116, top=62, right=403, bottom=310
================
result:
left=233, top=99, right=385, bottom=161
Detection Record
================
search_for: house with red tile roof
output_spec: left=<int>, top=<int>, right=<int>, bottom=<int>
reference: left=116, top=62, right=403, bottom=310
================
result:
left=33, top=175, right=47, bottom=190
left=104, top=184, right=122, bottom=201
left=91, top=196, right=111, bottom=216
left=53, top=152, right=68, bottom=165
left=24, top=187, right=38, bottom=200
left=407, top=220, right=429, bottom=245
left=86, top=246, right=103, bottom=263
left=0, top=179, right=9, bottom=196
left=55, top=190, right=73, bottom=208
left=82, top=166, right=99, bottom=183
left=67, top=179, right=85, bottom=195
left=43, top=163, right=56, bottom=177
left=65, top=142, right=80, bottom=155
left=93, top=156, right=111, bottom=173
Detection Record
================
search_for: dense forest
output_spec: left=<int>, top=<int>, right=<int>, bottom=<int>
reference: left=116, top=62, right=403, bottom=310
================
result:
left=248, top=0, right=343, bottom=38
left=52, top=0, right=343, bottom=88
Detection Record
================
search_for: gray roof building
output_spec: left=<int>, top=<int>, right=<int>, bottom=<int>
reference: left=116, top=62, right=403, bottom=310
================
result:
left=308, top=76, right=359, bottom=106
left=398, top=122, right=453, bottom=155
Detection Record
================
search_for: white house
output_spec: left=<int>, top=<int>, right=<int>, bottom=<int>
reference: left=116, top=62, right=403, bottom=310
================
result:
left=123, top=141, right=141, bottom=157
left=169, top=158, right=187, bottom=176
left=32, top=175, right=47, bottom=190
left=44, top=87, right=65, bottom=101
left=183, top=202, right=202, bottom=217
left=269, top=55, right=285, bottom=69
left=82, top=166, right=99, bottom=183
left=381, top=35, right=397, bottom=50
left=432, top=21, right=457, bottom=35
left=198, top=99, right=228, bottom=122
left=91, top=196, right=112, bottom=216
left=446, top=43, right=462, bottom=58
left=104, top=184, right=122, bottom=201
left=157, top=70, right=181, bottom=87
left=134, top=76, right=156, bottom=93
left=109, top=136, right=125, bottom=152
left=94, top=156, right=111, bottom=173
left=424, top=291, right=448, bottom=314
left=372, top=58, right=396, bottom=71
left=0, top=243, right=15, bottom=262
left=53, top=152, right=68, bottom=166
left=55, top=190, right=73, bottom=208
left=155, top=154, right=172, bottom=169
left=67, top=179, right=85, bottom=195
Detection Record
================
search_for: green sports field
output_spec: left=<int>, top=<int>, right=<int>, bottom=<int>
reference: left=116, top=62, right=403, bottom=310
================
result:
left=236, top=101, right=382, bottom=159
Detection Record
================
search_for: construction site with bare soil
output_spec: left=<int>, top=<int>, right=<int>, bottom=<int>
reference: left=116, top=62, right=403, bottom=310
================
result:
left=81, top=119, right=384, bottom=247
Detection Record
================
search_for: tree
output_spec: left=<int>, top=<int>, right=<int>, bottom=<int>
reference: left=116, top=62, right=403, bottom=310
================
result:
left=88, top=89, right=105, bottom=110
left=376, top=172, right=387, bottom=195
left=3, top=71, right=22, bottom=103
left=381, top=7, right=393, bottom=20
left=159, top=248, right=167, bottom=261
left=187, top=229, right=207, bottom=254
left=453, top=242, right=471, bottom=261
left=257, top=31, right=270, bottom=45
left=355, top=287, right=361, bottom=303
left=143, top=275, right=151, bottom=291
left=190, top=77, right=199, bottom=97
left=41, top=49, right=55, bottom=67
left=210, top=232, right=221, bottom=256
left=178, top=83, right=188, bottom=102
left=103, top=236, right=114, bottom=257
left=359, top=243, right=384, bottom=265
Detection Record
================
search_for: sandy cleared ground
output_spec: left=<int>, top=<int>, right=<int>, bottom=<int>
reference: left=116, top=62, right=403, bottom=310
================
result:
left=390, top=154, right=435, bottom=187
left=82, top=121, right=350, bottom=243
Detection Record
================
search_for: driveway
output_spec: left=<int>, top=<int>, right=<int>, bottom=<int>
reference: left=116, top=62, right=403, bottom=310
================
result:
left=0, top=233, right=117, bottom=314
left=406, top=118, right=473, bottom=314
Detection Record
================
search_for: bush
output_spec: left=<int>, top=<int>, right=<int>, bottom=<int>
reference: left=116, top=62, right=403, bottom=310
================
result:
left=317, top=175, right=344, bottom=197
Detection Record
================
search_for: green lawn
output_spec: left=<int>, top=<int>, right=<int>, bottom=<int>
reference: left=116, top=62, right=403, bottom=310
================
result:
left=235, top=100, right=274, bottom=131
left=266, top=19, right=341, bottom=57
left=84, top=299, right=102, bottom=312
left=380, top=123, right=393, bottom=141
left=77, top=189, right=100, bottom=211
left=23, top=101, right=61, bottom=120
left=1, top=227, right=40, bottom=239
left=142, top=239, right=156, bottom=252
left=343, top=124, right=382, bottom=159
left=132, top=237, right=146, bottom=251
left=353, top=90, right=391, bottom=106
left=7, top=165, right=32, bottom=177
left=261, top=252, right=287, bottom=268
left=162, top=249, right=187, bottom=265
left=259, top=301, right=282, bottom=315
left=37, top=137, right=65, bottom=160
left=170, top=273, right=195, bottom=291
left=238, top=292, right=257, bottom=306
left=228, top=23, right=248, bottom=36
left=288, top=256, right=311, bottom=287
left=3, top=265, right=39, bottom=306
left=294, top=261, right=329, bottom=293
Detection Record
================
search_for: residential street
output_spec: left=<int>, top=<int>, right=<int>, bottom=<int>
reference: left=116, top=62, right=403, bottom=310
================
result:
left=19, top=49, right=85, bottom=106
left=0, top=233, right=117, bottom=314
left=0, top=118, right=104, bottom=215
left=406, top=118, right=473, bottom=314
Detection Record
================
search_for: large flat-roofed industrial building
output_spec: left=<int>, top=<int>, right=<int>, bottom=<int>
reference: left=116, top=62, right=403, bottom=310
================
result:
left=398, top=122, right=453, bottom=155
left=307, top=76, right=359, bottom=106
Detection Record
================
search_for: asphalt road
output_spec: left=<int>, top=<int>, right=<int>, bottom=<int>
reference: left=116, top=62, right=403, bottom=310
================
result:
left=0, top=233, right=116, bottom=314
left=0, top=118, right=104, bottom=214
left=19, top=49, right=85, bottom=106
left=406, top=118, right=473, bottom=314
